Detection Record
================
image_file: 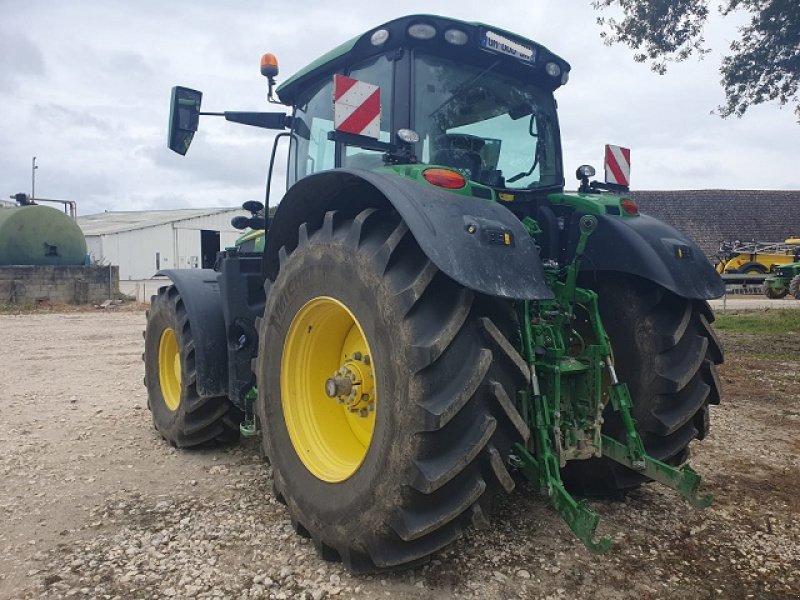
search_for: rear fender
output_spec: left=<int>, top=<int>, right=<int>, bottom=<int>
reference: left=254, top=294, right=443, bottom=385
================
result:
left=574, top=214, right=725, bottom=299
left=157, top=269, right=228, bottom=398
left=264, top=169, right=554, bottom=300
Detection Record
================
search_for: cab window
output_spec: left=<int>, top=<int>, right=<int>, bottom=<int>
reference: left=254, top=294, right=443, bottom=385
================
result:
left=238, top=238, right=257, bottom=253
left=290, top=79, right=336, bottom=183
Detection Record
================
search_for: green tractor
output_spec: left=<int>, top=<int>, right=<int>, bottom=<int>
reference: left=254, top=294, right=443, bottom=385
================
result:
left=145, top=15, right=724, bottom=571
left=764, top=262, right=800, bottom=299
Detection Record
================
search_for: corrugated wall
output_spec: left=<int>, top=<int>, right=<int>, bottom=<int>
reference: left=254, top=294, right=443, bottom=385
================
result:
left=85, top=211, right=243, bottom=279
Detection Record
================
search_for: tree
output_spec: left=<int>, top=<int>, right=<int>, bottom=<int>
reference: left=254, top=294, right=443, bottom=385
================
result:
left=592, top=0, right=800, bottom=121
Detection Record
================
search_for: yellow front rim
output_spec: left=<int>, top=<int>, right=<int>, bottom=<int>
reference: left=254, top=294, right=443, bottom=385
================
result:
left=158, top=327, right=182, bottom=411
left=281, top=297, right=377, bottom=483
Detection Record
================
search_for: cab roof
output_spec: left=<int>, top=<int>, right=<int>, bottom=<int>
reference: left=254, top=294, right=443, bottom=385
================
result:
left=276, top=14, right=571, bottom=105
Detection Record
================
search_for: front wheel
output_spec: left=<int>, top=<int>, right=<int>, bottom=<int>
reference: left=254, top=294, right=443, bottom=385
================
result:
left=764, top=284, right=788, bottom=299
left=790, top=275, right=800, bottom=300
left=257, top=209, right=529, bottom=572
left=562, top=275, right=724, bottom=496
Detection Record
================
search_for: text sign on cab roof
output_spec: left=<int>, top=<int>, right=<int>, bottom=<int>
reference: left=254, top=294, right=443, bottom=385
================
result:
left=481, top=30, right=536, bottom=63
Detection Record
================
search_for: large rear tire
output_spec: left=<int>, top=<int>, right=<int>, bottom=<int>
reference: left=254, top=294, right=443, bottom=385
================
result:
left=144, top=285, right=240, bottom=447
left=562, top=275, right=723, bottom=496
left=257, top=209, right=529, bottom=572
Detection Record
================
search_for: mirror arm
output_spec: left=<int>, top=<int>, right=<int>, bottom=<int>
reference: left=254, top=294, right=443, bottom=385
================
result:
left=197, top=111, right=291, bottom=130
left=223, top=111, right=291, bottom=130
left=266, top=77, right=284, bottom=105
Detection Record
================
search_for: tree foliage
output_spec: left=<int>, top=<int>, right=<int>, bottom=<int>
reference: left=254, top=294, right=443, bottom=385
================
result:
left=593, top=0, right=800, bottom=121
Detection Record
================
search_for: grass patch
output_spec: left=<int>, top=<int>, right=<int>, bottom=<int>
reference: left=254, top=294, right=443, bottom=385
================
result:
left=0, top=302, right=39, bottom=314
left=714, top=309, right=800, bottom=335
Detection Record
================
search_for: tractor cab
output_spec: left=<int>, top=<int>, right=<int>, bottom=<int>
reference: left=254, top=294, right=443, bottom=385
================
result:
left=277, top=15, right=569, bottom=195
left=168, top=15, right=570, bottom=200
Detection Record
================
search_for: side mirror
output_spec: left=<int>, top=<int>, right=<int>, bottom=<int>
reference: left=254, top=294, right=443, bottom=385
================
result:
left=168, top=86, right=202, bottom=155
left=231, top=215, right=267, bottom=231
left=231, top=216, right=250, bottom=230
left=248, top=217, right=268, bottom=230
left=242, top=200, right=264, bottom=214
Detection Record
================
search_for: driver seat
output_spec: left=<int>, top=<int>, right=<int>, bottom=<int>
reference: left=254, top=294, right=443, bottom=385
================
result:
left=431, top=147, right=482, bottom=181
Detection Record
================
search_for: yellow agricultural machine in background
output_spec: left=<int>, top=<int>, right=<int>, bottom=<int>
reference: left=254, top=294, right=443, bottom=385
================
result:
left=716, top=239, right=800, bottom=275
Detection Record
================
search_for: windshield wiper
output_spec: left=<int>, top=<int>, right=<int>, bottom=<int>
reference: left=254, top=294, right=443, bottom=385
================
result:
left=507, top=139, right=541, bottom=183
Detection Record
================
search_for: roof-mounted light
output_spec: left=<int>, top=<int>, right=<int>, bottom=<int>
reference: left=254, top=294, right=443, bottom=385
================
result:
left=444, top=28, right=468, bottom=45
left=260, top=53, right=279, bottom=79
left=370, top=29, right=389, bottom=46
left=260, top=53, right=280, bottom=104
left=561, top=70, right=570, bottom=85
left=545, top=62, right=561, bottom=78
left=408, top=23, right=436, bottom=40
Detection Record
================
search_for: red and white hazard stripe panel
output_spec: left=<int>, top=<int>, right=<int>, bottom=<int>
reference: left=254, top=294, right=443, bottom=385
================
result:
left=333, top=74, right=381, bottom=139
left=604, top=144, right=631, bottom=187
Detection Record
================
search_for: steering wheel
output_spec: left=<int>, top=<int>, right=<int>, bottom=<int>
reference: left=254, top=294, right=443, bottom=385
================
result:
left=431, top=134, right=486, bottom=180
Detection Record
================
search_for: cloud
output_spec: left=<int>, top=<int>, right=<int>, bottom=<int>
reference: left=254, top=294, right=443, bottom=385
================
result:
left=33, top=103, right=117, bottom=135
left=0, top=28, right=45, bottom=93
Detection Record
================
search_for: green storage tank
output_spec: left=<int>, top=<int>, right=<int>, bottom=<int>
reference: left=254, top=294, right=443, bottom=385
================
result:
left=0, top=204, right=88, bottom=266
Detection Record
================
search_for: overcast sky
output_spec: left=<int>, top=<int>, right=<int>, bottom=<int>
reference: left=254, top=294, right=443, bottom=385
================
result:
left=1, top=1, right=798, bottom=216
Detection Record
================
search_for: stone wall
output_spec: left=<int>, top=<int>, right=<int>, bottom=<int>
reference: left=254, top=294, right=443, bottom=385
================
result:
left=0, top=265, right=119, bottom=305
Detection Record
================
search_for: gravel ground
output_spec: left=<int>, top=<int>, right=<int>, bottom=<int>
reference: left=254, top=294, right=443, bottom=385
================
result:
left=709, top=296, right=800, bottom=311
left=0, top=306, right=798, bottom=599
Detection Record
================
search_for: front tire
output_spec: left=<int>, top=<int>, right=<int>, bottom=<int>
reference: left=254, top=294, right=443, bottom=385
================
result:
left=563, top=275, right=723, bottom=495
left=790, top=275, right=800, bottom=299
left=764, top=284, right=788, bottom=299
left=144, top=285, right=240, bottom=447
left=257, top=209, right=529, bottom=572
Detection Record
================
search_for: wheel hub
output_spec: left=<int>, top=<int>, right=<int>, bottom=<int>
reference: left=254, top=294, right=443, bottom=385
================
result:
left=324, top=353, right=375, bottom=417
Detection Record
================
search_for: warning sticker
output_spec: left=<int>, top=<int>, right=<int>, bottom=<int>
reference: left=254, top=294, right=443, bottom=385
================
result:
left=333, top=75, right=381, bottom=139
left=604, top=144, right=631, bottom=187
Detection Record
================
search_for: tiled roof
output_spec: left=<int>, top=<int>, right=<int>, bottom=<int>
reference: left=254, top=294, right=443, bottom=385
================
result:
left=630, top=190, right=800, bottom=259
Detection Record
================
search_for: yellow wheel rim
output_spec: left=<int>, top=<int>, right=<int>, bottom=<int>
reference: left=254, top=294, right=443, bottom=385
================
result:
left=281, top=297, right=378, bottom=482
left=158, top=327, right=182, bottom=411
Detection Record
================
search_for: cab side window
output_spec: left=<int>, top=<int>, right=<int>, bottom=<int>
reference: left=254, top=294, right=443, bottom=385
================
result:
left=238, top=238, right=256, bottom=253
left=290, top=79, right=336, bottom=183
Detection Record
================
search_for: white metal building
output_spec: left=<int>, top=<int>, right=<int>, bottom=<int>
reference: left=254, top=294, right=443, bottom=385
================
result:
left=78, top=208, right=244, bottom=280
